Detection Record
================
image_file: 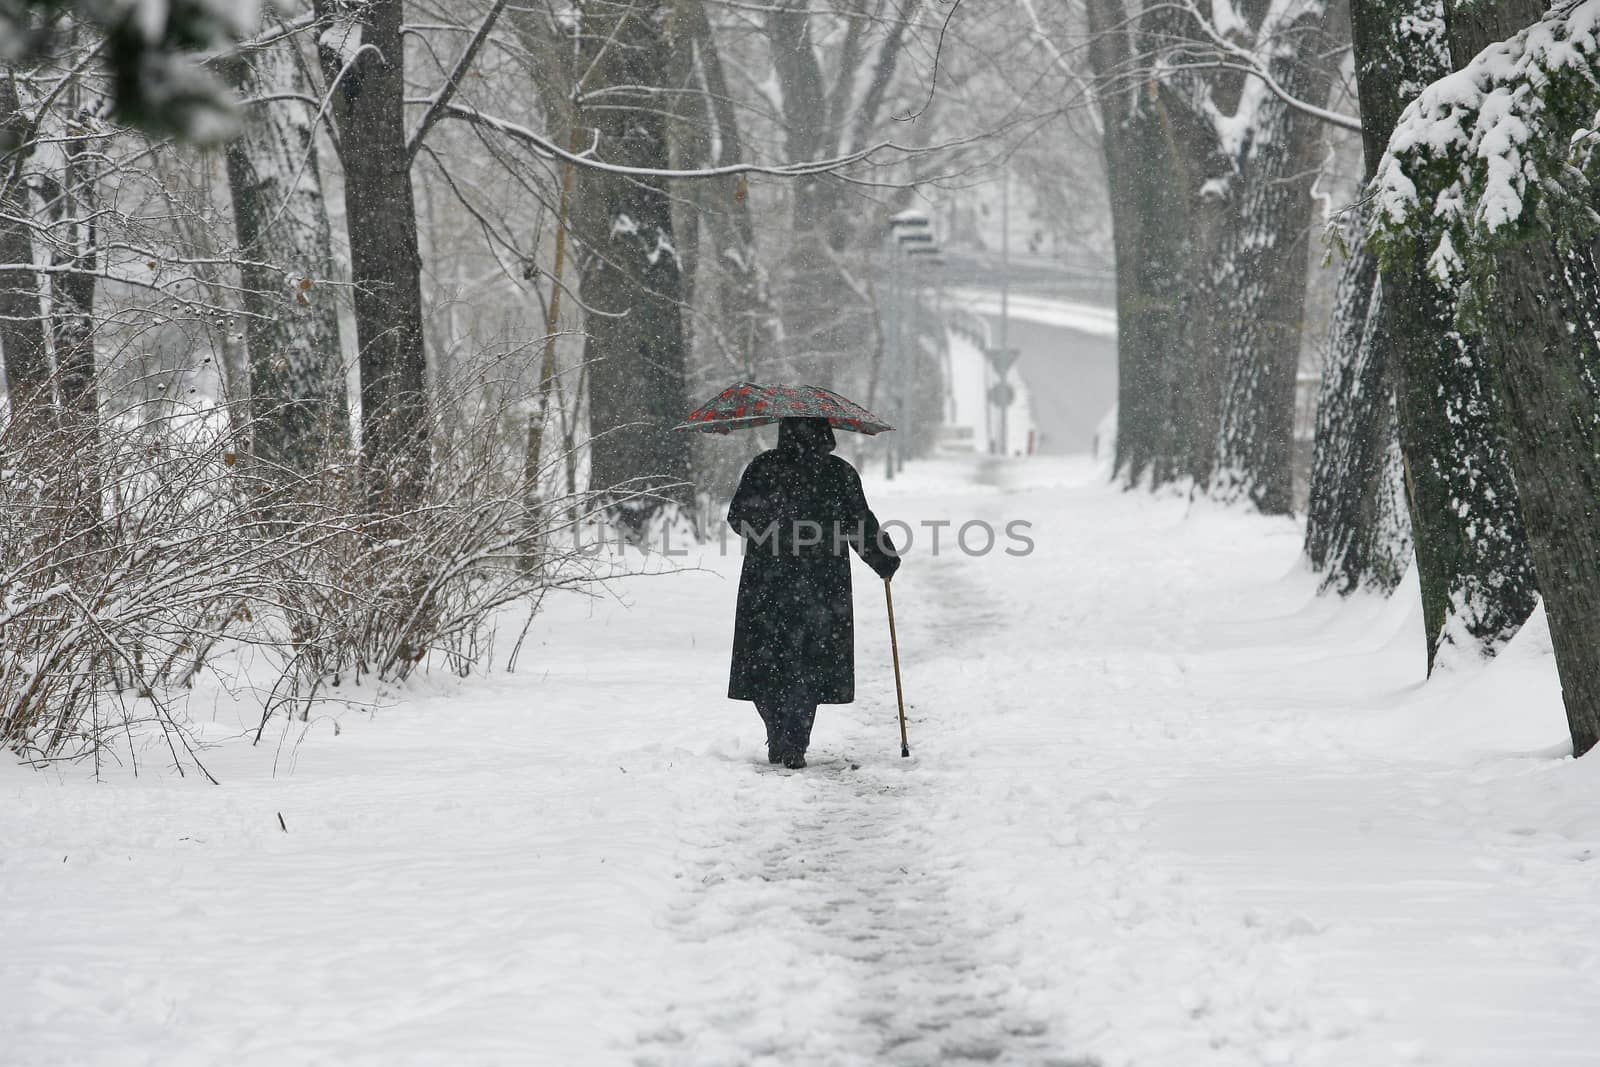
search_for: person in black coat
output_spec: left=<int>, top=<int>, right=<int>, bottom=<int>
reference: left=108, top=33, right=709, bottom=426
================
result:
left=727, top=416, right=901, bottom=768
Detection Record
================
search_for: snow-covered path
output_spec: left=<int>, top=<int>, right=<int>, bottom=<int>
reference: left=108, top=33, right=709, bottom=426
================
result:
left=6, top=455, right=1599, bottom=1066
left=637, top=745, right=1079, bottom=1066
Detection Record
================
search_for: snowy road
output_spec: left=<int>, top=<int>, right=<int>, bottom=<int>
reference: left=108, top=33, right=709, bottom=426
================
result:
left=6, top=455, right=1599, bottom=1065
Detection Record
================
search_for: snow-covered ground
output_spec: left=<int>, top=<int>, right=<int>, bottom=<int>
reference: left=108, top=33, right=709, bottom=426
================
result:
left=6, top=456, right=1598, bottom=1066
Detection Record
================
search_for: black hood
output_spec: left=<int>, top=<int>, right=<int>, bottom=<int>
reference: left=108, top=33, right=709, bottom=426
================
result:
left=777, top=417, right=837, bottom=455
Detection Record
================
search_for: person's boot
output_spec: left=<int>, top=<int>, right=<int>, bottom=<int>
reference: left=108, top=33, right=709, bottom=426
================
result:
left=758, top=707, right=781, bottom=763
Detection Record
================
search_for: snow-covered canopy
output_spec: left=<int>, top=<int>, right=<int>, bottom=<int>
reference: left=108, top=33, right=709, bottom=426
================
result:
left=1370, top=0, right=1600, bottom=283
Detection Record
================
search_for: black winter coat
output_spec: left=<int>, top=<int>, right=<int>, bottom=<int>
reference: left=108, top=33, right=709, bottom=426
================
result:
left=727, top=419, right=900, bottom=705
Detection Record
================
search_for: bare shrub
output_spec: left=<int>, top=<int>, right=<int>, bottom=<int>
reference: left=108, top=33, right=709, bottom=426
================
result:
left=1, top=396, right=266, bottom=776
left=1, top=374, right=600, bottom=775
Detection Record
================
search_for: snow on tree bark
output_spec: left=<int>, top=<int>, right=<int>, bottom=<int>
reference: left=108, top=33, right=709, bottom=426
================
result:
left=1374, top=0, right=1600, bottom=748
left=1303, top=226, right=1413, bottom=593
left=1115, top=97, right=1202, bottom=489
left=1207, top=0, right=1344, bottom=514
left=316, top=0, right=429, bottom=511
left=222, top=26, right=348, bottom=476
left=1385, top=254, right=1534, bottom=665
left=1355, top=0, right=1536, bottom=668
left=1, top=0, right=254, bottom=143
left=1087, top=0, right=1340, bottom=501
left=575, top=0, right=694, bottom=525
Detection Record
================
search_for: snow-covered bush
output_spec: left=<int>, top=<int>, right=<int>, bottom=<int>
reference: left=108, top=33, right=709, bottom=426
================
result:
left=1370, top=0, right=1600, bottom=293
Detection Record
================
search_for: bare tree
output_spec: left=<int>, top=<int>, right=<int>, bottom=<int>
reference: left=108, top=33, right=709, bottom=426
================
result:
left=220, top=11, right=348, bottom=475
left=0, top=73, right=51, bottom=439
left=764, top=0, right=921, bottom=388
left=316, top=0, right=429, bottom=511
left=574, top=0, right=694, bottom=526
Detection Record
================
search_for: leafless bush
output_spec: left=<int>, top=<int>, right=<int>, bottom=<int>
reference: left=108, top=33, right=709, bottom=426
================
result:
left=252, top=395, right=598, bottom=729
left=0, top=396, right=266, bottom=776
left=0, top=381, right=600, bottom=775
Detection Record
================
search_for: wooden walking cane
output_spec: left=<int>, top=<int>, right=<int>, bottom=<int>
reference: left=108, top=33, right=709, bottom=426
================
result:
left=884, top=578, right=910, bottom=757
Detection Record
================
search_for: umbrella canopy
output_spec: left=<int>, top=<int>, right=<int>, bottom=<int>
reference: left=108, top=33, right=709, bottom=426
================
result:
left=674, top=381, right=894, bottom=436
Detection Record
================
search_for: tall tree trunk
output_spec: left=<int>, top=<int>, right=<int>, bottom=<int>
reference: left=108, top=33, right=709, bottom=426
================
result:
left=1481, top=237, right=1600, bottom=753
left=49, top=113, right=103, bottom=534
left=669, top=0, right=777, bottom=497
left=768, top=2, right=836, bottom=384
left=1303, top=226, right=1411, bottom=592
left=51, top=128, right=96, bottom=423
left=1350, top=0, right=1536, bottom=667
left=766, top=2, right=913, bottom=389
left=316, top=0, right=428, bottom=512
left=677, top=0, right=777, bottom=381
left=1115, top=82, right=1206, bottom=488
left=1301, top=0, right=1417, bottom=595
left=1442, top=0, right=1600, bottom=752
left=1208, top=0, right=1343, bottom=513
left=222, top=26, right=348, bottom=476
left=1083, top=0, right=1209, bottom=488
left=575, top=0, right=693, bottom=526
left=0, top=74, right=50, bottom=441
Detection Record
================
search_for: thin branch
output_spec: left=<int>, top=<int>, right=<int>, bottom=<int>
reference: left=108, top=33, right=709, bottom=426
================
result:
left=432, top=100, right=980, bottom=179
left=896, top=0, right=964, bottom=123
left=406, top=0, right=509, bottom=161
left=215, top=10, right=321, bottom=59
left=1165, top=0, right=1361, bottom=133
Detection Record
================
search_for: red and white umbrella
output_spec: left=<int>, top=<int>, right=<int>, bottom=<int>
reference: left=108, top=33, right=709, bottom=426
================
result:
left=673, top=381, right=894, bottom=436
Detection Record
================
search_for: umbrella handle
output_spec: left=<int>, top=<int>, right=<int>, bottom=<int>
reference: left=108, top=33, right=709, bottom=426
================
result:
left=885, top=578, right=910, bottom=758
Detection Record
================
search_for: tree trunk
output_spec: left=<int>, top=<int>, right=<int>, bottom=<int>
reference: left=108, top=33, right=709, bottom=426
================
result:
left=0, top=75, right=50, bottom=439
left=51, top=129, right=97, bottom=423
left=1208, top=0, right=1342, bottom=514
left=768, top=2, right=837, bottom=385
left=1480, top=238, right=1600, bottom=753
left=669, top=0, right=777, bottom=497
left=1302, top=0, right=1430, bottom=595
left=316, top=0, right=428, bottom=512
left=1348, top=0, right=1536, bottom=667
left=1443, top=0, right=1600, bottom=752
left=222, top=27, right=348, bottom=476
left=49, top=115, right=104, bottom=535
left=575, top=0, right=693, bottom=527
left=1114, top=83, right=1206, bottom=488
left=679, top=0, right=776, bottom=381
left=1303, top=228, right=1412, bottom=592
left=766, top=2, right=913, bottom=390
left=1082, top=0, right=1209, bottom=489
